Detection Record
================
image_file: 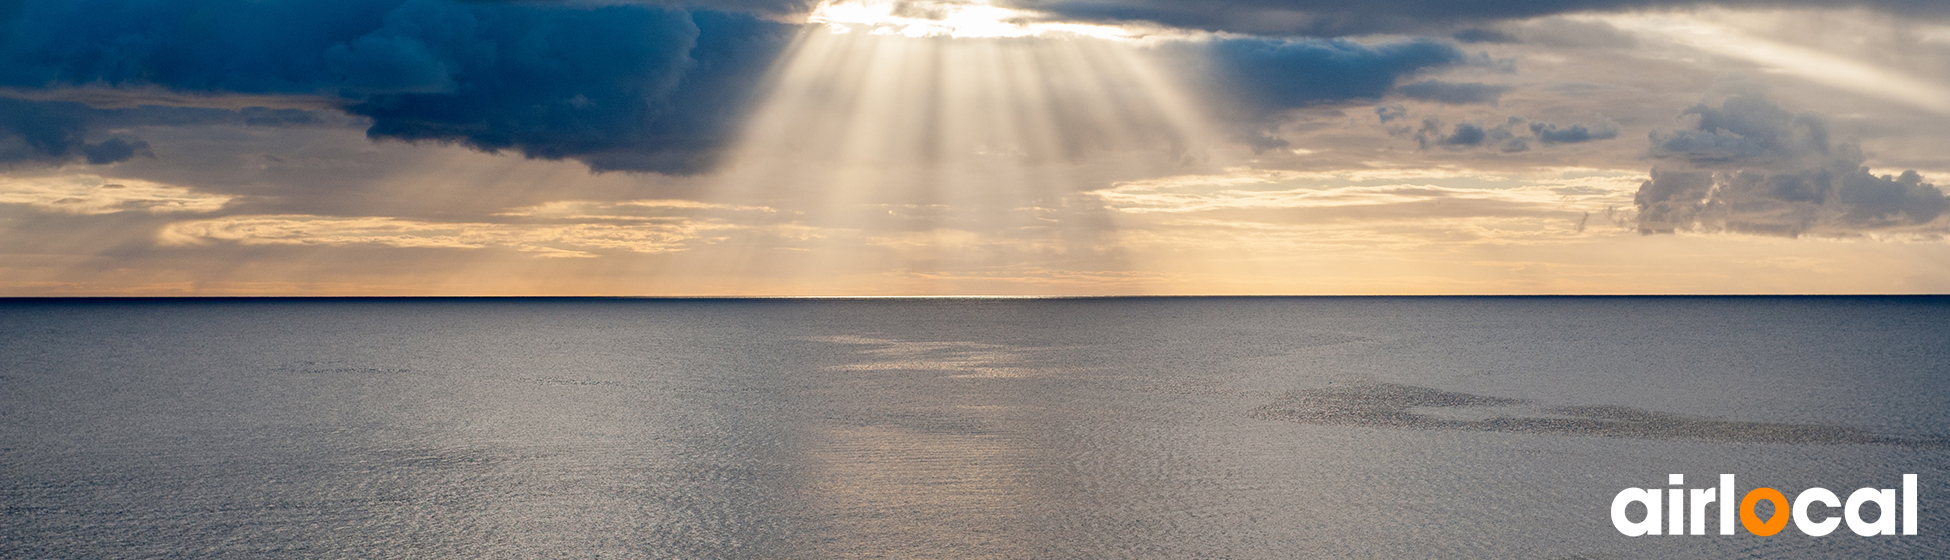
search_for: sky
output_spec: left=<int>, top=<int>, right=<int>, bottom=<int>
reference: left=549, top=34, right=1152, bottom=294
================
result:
left=3, top=0, right=1950, bottom=295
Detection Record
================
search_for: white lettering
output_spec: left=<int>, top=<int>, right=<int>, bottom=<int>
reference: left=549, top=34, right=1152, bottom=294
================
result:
left=1845, top=488, right=1896, bottom=536
left=1612, top=487, right=1662, bottom=537
left=1719, top=474, right=1735, bottom=535
left=1904, top=474, right=1918, bottom=535
left=1690, top=487, right=1717, bottom=535
left=1793, top=488, right=1841, bottom=537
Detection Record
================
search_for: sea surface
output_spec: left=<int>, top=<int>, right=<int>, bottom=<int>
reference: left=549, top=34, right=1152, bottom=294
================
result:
left=2, top=297, right=1946, bottom=558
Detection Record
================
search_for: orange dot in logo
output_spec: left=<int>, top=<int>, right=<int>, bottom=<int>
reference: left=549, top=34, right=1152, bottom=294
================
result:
left=1741, top=488, right=1790, bottom=536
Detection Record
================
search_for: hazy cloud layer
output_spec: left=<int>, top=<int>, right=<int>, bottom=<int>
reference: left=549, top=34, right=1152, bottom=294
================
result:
left=1635, top=93, right=1948, bottom=236
left=0, top=0, right=793, bottom=173
left=1395, top=80, right=1510, bottom=105
left=1087, top=166, right=1641, bottom=249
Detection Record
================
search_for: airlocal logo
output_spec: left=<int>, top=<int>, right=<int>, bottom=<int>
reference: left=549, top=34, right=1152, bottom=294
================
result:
left=1612, top=474, right=1918, bottom=536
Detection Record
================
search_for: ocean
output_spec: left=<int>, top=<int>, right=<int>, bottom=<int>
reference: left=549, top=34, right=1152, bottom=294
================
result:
left=3, top=297, right=1946, bottom=558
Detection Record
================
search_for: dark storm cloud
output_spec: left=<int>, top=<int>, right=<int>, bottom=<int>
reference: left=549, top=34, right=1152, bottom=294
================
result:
left=1395, top=80, right=1509, bottom=105
left=1009, top=0, right=1950, bottom=36
left=1204, top=38, right=1465, bottom=110
left=338, top=5, right=790, bottom=173
left=457, top=0, right=818, bottom=17
left=0, top=97, right=343, bottom=167
left=238, top=108, right=329, bottom=128
left=1184, top=37, right=1465, bottom=150
left=0, top=98, right=149, bottom=165
left=0, top=0, right=794, bottom=174
left=1634, top=93, right=1948, bottom=236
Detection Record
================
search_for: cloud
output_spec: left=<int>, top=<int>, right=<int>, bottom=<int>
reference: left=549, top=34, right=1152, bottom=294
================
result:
left=1452, top=28, right=1520, bottom=44
left=1375, top=104, right=1408, bottom=123
left=1604, top=12, right=1950, bottom=115
left=342, top=5, right=792, bottom=173
left=0, top=174, right=231, bottom=214
left=1504, top=17, right=1638, bottom=49
left=1096, top=182, right=1555, bottom=213
left=1648, top=93, right=1829, bottom=164
left=1202, top=37, right=1465, bottom=111
left=1432, top=122, right=1492, bottom=148
left=1088, top=166, right=1637, bottom=215
left=1180, top=37, right=1464, bottom=149
left=154, top=196, right=822, bottom=258
left=1084, top=166, right=1650, bottom=258
left=1399, top=115, right=1621, bottom=152
left=1009, top=0, right=1950, bottom=36
left=79, top=138, right=150, bottom=165
left=0, top=98, right=151, bottom=165
left=1412, top=117, right=1527, bottom=152
left=493, top=199, right=778, bottom=219
left=0, top=0, right=795, bottom=174
left=159, top=214, right=723, bottom=258
left=1395, top=80, right=1510, bottom=105
left=1634, top=93, right=1948, bottom=236
left=1529, top=118, right=1620, bottom=144
left=0, top=97, right=349, bottom=166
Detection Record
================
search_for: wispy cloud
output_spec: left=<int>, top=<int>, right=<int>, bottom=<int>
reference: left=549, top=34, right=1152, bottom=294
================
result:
left=159, top=215, right=734, bottom=258
left=494, top=199, right=780, bottom=219
left=1089, top=167, right=1639, bottom=214
left=0, top=175, right=230, bottom=215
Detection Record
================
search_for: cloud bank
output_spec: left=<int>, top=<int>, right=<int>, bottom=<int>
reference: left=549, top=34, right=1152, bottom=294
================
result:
left=1395, top=80, right=1510, bottom=105
left=1635, top=93, right=1948, bottom=236
left=0, top=0, right=793, bottom=173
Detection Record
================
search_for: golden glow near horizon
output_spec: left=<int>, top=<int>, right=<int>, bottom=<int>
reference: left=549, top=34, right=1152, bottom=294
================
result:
left=4, top=7, right=1950, bottom=295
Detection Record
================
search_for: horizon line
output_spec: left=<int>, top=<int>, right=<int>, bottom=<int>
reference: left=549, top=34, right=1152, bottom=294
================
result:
left=5, top=294, right=1949, bottom=301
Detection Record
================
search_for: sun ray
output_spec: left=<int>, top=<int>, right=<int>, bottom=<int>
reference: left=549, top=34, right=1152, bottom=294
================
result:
left=672, top=8, right=1220, bottom=294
